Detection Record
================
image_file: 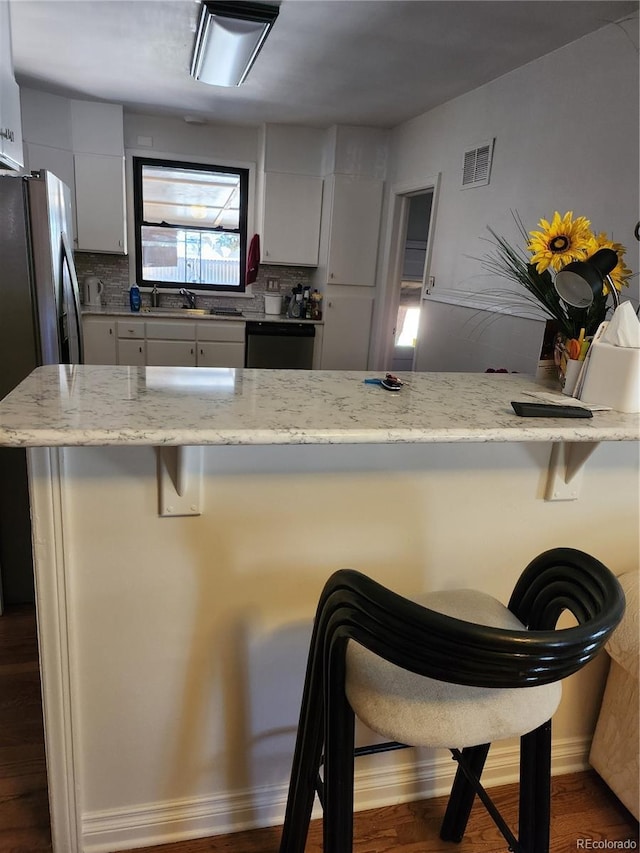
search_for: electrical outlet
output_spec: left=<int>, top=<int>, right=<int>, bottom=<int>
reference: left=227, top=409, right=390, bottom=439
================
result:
left=425, top=275, right=435, bottom=293
left=267, top=278, right=280, bottom=292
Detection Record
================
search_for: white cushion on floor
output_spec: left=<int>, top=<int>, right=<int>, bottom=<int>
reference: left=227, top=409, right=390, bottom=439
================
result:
left=345, top=589, right=562, bottom=749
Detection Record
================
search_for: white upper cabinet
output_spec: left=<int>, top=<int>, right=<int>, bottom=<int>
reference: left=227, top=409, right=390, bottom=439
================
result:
left=21, top=91, right=126, bottom=253
left=262, top=172, right=323, bottom=266
left=325, top=174, right=383, bottom=286
left=70, top=101, right=124, bottom=156
left=0, top=0, right=24, bottom=170
left=71, top=100, right=127, bottom=254
left=74, top=153, right=127, bottom=254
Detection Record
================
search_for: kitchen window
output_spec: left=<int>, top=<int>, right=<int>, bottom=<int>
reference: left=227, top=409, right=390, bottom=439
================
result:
left=133, top=157, right=249, bottom=293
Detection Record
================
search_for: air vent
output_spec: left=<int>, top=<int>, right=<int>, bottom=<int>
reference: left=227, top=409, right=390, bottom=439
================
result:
left=461, top=139, right=495, bottom=188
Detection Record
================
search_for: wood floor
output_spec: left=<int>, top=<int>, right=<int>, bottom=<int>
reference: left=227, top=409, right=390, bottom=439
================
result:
left=1, top=605, right=637, bottom=853
left=0, top=604, right=52, bottom=852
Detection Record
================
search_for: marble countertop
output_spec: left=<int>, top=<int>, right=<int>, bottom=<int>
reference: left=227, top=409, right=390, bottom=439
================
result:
left=0, top=366, right=637, bottom=447
left=82, top=307, right=322, bottom=325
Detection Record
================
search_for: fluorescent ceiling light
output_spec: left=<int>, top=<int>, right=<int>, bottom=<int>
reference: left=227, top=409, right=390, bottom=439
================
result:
left=190, top=1, right=279, bottom=87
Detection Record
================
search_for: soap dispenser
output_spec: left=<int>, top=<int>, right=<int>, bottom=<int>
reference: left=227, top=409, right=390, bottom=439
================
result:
left=129, top=283, right=141, bottom=312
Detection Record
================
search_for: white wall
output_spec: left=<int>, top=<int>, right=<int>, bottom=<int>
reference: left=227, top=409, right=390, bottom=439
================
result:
left=374, top=17, right=640, bottom=370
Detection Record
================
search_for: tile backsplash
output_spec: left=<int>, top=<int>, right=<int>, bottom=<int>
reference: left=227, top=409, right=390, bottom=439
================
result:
left=74, top=252, right=313, bottom=313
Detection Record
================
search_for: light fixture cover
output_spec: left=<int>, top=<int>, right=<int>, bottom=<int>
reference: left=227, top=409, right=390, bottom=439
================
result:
left=191, top=1, right=279, bottom=87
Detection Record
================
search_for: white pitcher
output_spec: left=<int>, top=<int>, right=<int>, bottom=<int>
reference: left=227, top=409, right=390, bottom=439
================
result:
left=83, top=276, right=104, bottom=308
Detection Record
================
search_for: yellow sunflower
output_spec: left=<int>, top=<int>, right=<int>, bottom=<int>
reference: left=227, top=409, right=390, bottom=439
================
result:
left=585, top=232, right=632, bottom=294
left=527, top=211, right=593, bottom=273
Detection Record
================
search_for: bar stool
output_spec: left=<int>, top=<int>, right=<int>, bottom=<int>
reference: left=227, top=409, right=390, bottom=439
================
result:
left=279, top=547, right=625, bottom=853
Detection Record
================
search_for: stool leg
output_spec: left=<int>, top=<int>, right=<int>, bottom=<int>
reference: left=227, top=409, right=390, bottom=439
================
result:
left=279, top=651, right=325, bottom=853
left=519, top=721, right=551, bottom=853
left=439, top=743, right=491, bottom=842
left=324, top=685, right=356, bottom=853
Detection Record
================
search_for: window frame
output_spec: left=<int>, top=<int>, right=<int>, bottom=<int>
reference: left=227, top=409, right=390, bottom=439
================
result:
left=132, top=155, right=250, bottom=293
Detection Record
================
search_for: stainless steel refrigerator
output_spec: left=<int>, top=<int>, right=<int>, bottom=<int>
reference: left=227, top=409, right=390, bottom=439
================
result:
left=0, top=170, right=83, bottom=607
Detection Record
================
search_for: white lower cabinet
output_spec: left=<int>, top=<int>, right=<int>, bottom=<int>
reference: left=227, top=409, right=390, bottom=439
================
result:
left=197, top=341, right=244, bottom=368
left=147, top=339, right=197, bottom=367
left=118, top=338, right=146, bottom=365
left=320, top=295, right=373, bottom=370
left=195, top=321, right=245, bottom=367
left=83, top=315, right=246, bottom=367
left=116, top=318, right=145, bottom=365
left=82, top=316, right=117, bottom=364
left=145, top=320, right=197, bottom=367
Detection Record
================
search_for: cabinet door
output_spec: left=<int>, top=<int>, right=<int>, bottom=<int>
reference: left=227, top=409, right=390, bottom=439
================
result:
left=198, top=342, right=245, bottom=368
left=117, top=338, right=146, bottom=365
left=262, top=173, right=323, bottom=266
left=74, top=153, right=127, bottom=254
left=82, top=317, right=117, bottom=364
left=0, top=0, right=23, bottom=170
left=320, top=295, right=373, bottom=370
left=146, top=340, right=197, bottom=367
left=327, top=175, right=383, bottom=286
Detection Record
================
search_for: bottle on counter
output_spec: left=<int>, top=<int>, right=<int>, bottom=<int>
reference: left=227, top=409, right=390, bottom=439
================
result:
left=150, top=284, right=160, bottom=308
left=129, top=283, right=141, bottom=312
left=311, top=289, right=323, bottom=320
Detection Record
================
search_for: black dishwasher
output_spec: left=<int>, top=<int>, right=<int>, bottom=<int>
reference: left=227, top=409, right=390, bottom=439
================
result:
left=245, top=322, right=315, bottom=369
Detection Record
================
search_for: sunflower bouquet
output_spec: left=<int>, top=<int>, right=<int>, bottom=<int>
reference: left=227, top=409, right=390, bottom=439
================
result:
left=481, top=211, right=632, bottom=338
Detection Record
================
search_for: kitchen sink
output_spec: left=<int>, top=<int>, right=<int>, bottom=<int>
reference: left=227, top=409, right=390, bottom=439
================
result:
left=143, top=307, right=243, bottom=317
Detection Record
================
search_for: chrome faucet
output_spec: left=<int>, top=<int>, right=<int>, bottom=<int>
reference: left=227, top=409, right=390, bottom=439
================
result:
left=179, top=288, right=197, bottom=309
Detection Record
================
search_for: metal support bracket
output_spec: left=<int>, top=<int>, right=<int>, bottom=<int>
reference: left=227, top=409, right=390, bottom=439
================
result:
left=544, top=441, right=600, bottom=501
left=157, top=446, right=203, bottom=516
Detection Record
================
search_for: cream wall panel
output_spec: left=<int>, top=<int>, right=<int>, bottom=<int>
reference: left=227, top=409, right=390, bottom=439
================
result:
left=51, top=440, right=638, bottom=829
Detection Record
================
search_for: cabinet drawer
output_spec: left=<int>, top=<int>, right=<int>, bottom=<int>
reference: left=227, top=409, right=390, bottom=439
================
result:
left=196, top=321, right=245, bottom=343
left=145, top=320, right=196, bottom=341
left=117, top=319, right=145, bottom=339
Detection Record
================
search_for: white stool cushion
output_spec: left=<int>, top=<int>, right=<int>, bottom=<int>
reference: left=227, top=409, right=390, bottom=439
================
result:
left=345, top=589, right=563, bottom=749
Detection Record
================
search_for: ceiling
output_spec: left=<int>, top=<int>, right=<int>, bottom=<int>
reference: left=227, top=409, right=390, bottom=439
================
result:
left=10, top=0, right=639, bottom=129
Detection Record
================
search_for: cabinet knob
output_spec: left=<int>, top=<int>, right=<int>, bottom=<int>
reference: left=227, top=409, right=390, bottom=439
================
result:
left=329, top=272, right=334, bottom=279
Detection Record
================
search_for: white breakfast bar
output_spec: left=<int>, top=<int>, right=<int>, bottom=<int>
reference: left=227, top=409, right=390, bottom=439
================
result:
left=0, top=366, right=638, bottom=853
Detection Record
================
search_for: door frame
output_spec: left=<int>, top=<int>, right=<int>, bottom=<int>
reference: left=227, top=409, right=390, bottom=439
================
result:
left=372, top=172, right=440, bottom=370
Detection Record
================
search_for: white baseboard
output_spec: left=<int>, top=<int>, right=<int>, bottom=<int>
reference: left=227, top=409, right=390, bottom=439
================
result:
left=82, top=735, right=591, bottom=853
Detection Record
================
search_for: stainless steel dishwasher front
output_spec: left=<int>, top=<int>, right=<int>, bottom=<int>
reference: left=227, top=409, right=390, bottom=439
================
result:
left=245, top=321, right=315, bottom=368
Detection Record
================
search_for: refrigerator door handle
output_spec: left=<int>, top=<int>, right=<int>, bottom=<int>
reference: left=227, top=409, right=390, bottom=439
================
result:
left=60, top=230, right=84, bottom=363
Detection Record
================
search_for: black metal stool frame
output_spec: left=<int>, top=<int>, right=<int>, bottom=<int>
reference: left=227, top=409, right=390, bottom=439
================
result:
left=279, top=547, right=625, bottom=853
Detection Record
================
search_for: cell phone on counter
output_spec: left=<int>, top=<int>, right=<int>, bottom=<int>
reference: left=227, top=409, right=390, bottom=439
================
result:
left=511, top=401, right=592, bottom=418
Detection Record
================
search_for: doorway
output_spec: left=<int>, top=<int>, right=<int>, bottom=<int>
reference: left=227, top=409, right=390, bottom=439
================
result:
left=375, top=173, right=439, bottom=372
left=391, top=191, right=433, bottom=372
